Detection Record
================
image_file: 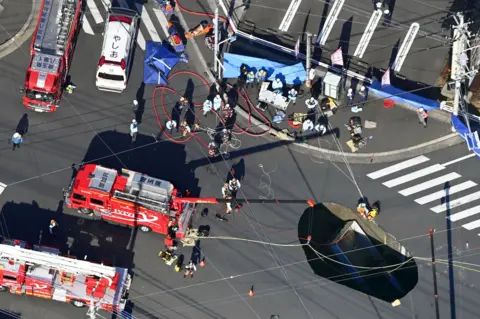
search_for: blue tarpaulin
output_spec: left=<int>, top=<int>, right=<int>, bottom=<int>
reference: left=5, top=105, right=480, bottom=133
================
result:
left=144, top=41, right=180, bottom=85
left=223, top=53, right=306, bottom=85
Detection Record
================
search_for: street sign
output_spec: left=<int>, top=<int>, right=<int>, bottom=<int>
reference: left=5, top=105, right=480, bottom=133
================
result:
left=295, top=36, right=300, bottom=57
left=317, top=0, right=345, bottom=46
left=392, top=23, right=420, bottom=72
left=353, top=10, right=382, bottom=59
left=465, top=131, right=480, bottom=150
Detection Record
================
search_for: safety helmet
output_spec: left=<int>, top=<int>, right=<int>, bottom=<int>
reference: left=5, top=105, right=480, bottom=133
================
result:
left=360, top=86, right=365, bottom=92
left=13, top=133, right=21, bottom=138
left=133, top=99, right=138, bottom=106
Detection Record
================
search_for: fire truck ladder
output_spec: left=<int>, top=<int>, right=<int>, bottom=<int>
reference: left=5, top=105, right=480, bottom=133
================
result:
left=34, top=0, right=77, bottom=56
left=0, top=244, right=116, bottom=278
left=113, top=190, right=169, bottom=213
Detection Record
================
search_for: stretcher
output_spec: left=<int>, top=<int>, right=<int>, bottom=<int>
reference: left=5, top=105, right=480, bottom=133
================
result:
left=185, top=21, right=213, bottom=39
left=167, top=22, right=185, bottom=52
left=158, top=250, right=178, bottom=266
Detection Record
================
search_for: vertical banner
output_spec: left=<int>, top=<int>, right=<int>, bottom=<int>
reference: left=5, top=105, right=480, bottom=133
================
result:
left=295, top=36, right=300, bottom=57
left=330, top=47, right=344, bottom=66
left=382, top=68, right=391, bottom=86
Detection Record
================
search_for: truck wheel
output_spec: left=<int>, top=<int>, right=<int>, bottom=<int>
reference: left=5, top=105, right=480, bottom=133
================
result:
left=79, top=208, right=93, bottom=215
left=0, top=286, right=7, bottom=292
left=70, top=300, right=86, bottom=308
left=139, top=225, right=151, bottom=233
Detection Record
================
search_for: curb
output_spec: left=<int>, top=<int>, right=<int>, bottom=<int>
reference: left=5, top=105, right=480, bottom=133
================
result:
left=174, top=7, right=463, bottom=164
left=0, top=0, right=40, bottom=59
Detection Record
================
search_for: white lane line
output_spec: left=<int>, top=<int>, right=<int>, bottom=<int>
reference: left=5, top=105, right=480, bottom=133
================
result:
left=86, top=0, right=104, bottom=24
left=367, top=155, right=430, bottom=180
left=383, top=164, right=445, bottom=188
left=82, top=17, right=95, bottom=35
left=430, top=190, right=480, bottom=213
left=462, top=219, right=480, bottom=230
left=152, top=8, right=169, bottom=37
left=141, top=9, right=161, bottom=43
left=399, top=173, right=461, bottom=196
left=101, top=0, right=111, bottom=11
left=0, top=182, right=6, bottom=195
left=449, top=205, right=480, bottom=222
left=136, top=30, right=146, bottom=50
left=414, top=181, right=477, bottom=205
left=442, top=153, right=476, bottom=166
left=278, top=0, right=303, bottom=32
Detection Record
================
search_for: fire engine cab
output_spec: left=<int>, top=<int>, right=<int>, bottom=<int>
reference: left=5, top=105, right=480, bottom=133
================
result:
left=0, top=238, right=131, bottom=311
left=64, top=164, right=196, bottom=237
left=23, top=0, right=82, bottom=112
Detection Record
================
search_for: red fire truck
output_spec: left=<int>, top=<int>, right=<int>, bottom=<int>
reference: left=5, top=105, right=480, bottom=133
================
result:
left=0, top=238, right=131, bottom=312
left=23, top=0, right=83, bottom=112
left=64, top=164, right=313, bottom=237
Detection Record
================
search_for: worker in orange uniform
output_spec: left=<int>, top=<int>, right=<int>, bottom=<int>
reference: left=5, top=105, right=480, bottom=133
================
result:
left=164, top=235, right=176, bottom=252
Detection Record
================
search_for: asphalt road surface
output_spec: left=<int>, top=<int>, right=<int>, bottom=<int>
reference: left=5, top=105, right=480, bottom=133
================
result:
left=0, top=1, right=479, bottom=318
left=238, top=0, right=452, bottom=85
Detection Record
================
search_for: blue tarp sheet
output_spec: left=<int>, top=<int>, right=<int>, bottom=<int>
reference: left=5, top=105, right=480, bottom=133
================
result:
left=143, top=41, right=180, bottom=85
left=451, top=114, right=480, bottom=158
left=223, top=53, right=306, bottom=85
left=368, top=81, right=440, bottom=111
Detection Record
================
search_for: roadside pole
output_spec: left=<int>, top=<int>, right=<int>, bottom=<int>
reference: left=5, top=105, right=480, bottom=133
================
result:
left=306, top=32, right=312, bottom=88
left=214, top=5, right=219, bottom=78
left=428, top=228, right=440, bottom=319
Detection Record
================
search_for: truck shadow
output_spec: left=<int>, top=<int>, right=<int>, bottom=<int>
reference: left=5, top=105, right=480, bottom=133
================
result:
left=297, top=203, right=418, bottom=303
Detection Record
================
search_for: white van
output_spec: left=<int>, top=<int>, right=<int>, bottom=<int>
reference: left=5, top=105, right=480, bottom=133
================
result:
left=96, top=8, right=138, bottom=93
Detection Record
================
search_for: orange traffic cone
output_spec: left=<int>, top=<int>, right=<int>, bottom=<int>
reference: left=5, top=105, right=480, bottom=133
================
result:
left=199, top=258, right=205, bottom=267
left=248, top=285, right=254, bottom=297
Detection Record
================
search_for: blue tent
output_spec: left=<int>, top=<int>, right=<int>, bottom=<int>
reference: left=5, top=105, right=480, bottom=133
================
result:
left=144, top=41, right=180, bottom=85
left=222, top=53, right=306, bottom=85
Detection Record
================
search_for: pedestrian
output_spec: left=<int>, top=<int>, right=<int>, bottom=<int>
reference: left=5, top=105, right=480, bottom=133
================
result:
left=166, top=120, right=177, bottom=133
left=246, top=71, right=255, bottom=89
left=358, top=86, right=367, bottom=103
left=213, top=94, right=222, bottom=111
left=132, top=99, right=139, bottom=117
left=49, top=219, right=58, bottom=236
left=11, top=132, right=23, bottom=151
left=288, top=88, right=298, bottom=105
left=417, top=108, right=428, bottom=128
left=256, top=69, right=267, bottom=88
left=203, top=99, right=213, bottom=116
left=130, top=119, right=138, bottom=143
left=347, top=88, right=354, bottom=106
left=305, top=97, right=318, bottom=109
left=271, top=78, right=284, bottom=94
left=184, top=260, right=196, bottom=278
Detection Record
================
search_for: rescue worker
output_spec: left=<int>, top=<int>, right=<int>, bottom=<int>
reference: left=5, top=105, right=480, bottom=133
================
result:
left=166, top=120, right=177, bottom=133
left=315, top=123, right=327, bottom=135
left=49, top=219, right=58, bottom=236
left=228, top=178, right=241, bottom=192
left=222, top=104, right=233, bottom=120
left=180, top=121, right=191, bottom=137
left=271, top=78, right=284, bottom=94
left=358, top=86, right=367, bottom=103
left=180, top=97, right=189, bottom=109
left=256, top=69, right=267, bottom=88
left=130, top=119, right=138, bottom=144
left=132, top=99, right=139, bottom=117
left=11, top=132, right=23, bottom=151
left=301, top=119, right=314, bottom=134
left=203, top=99, right=213, bottom=116
left=246, top=71, right=255, bottom=89
left=184, top=260, right=196, bottom=278
left=347, top=88, right=354, bottom=106
left=221, top=128, right=231, bottom=144
left=417, top=107, right=428, bottom=128
left=305, top=97, right=318, bottom=109
left=288, top=88, right=298, bottom=105
left=221, top=183, right=234, bottom=214
left=213, top=94, right=222, bottom=111
left=164, top=234, right=176, bottom=252
left=208, top=142, right=219, bottom=157
left=65, top=83, right=76, bottom=94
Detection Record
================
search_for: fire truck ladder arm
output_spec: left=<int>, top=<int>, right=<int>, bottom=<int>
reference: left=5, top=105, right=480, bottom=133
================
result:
left=181, top=198, right=315, bottom=207
left=0, top=244, right=117, bottom=278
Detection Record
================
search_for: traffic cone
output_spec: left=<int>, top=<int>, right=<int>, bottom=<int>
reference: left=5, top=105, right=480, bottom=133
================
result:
left=248, top=285, right=254, bottom=297
left=199, top=258, right=205, bottom=267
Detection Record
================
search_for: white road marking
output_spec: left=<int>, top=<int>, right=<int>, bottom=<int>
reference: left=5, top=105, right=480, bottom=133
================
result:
left=141, top=9, right=161, bottom=43
left=383, top=164, right=445, bottom=188
left=136, top=30, right=146, bottom=50
left=152, top=8, right=170, bottom=37
left=442, top=153, right=476, bottom=166
left=100, top=0, right=111, bottom=10
left=462, top=219, right=480, bottom=230
left=430, top=190, right=480, bottom=213
left=449, top=205, right=480, bottom=222
left=278, top=0, right=303, bottom=32
left=86, top=0, right=104, bottom=24
left=399, top=172, right=461, bottom=196
left=82, top=17, right=95, bottom=35
left=0, top=182, right=6, bottom=195
left=414, top=181, right=477, bottom=205
left=367, top=155, right=430, bottom=180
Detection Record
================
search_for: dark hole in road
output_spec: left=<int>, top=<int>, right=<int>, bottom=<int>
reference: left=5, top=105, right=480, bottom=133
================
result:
left=298, top=203, right=418, bottom=303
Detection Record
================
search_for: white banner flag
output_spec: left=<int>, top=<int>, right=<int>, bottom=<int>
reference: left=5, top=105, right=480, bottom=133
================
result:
left=382, top=68, right=391, bottom=86
left=295, top=36, right=300, bottom=57
left=330, top=48, right=344, bottom=66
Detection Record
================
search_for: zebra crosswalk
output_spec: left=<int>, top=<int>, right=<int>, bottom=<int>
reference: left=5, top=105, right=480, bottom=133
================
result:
left=366, top=153, right=480, bottom=234
left=82, top=0, right=170, bottom=51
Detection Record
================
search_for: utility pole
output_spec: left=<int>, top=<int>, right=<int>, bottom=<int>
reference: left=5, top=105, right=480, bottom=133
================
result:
left=214, top=5, right=219, bottom=77
left=428, top=228, right=440, bottom=319
left=306, top=32, right=312, bottom=88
